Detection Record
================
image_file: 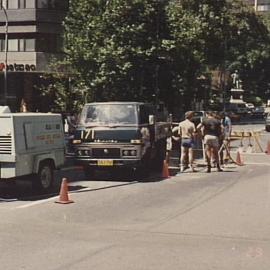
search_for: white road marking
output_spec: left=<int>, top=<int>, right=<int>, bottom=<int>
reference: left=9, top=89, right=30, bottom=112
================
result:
left=15, top=196, right=59, bottom=209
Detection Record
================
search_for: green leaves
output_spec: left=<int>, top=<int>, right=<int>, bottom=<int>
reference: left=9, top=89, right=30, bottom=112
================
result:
left=39, top=0, right=270, bottom=113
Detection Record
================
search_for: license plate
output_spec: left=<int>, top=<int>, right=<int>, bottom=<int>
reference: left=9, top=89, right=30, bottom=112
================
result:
left=97, top=160, right=113, bottom=166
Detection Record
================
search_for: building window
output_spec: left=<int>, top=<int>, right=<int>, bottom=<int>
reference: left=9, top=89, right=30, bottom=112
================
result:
left=19, top=38, right=24, bottom=51
left=19, top=0, right=25, bottom=8
left=1, top=0, right=36, bottom=9
left=25, top=0, right=35, bottom=8
left=25, top=39, right=35, bottom=51
left=8, top=0, right=19, bottom=9
left=1, top=38, right=36, bottom=51
left=8, top=39, right=19, bottom=51
left=0, top=39, right=6, bottom=51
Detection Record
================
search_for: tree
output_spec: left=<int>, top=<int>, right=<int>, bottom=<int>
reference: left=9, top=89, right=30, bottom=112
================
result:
left=40, top=0, right=270, bottom=112
left=167, top=0, right=270, bottom=106
left=63, top=0, right=172, bottom=103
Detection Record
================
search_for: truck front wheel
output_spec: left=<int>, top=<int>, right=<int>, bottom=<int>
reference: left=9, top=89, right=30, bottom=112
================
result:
left=33, top=161, right=54, bottom=193
left=154, top=139, right=167, bottom=172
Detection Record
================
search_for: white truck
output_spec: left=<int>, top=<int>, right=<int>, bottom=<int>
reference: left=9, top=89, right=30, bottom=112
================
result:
left=0, top=111, right=65, bottom=192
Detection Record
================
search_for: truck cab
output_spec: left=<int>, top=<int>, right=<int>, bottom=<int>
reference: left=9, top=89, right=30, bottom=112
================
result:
left=72, top=102, right=170, bottom=177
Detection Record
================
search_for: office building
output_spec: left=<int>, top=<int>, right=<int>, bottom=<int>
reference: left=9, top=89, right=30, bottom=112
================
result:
left=0, top=0, right=68, bottom=111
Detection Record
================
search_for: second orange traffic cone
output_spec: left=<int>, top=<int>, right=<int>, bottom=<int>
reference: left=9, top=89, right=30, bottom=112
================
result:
left=162, top=160, right=170, bottom=178
left=235, top=151, right=244, bottom=166
left=55, top=178, right=74, bottom=204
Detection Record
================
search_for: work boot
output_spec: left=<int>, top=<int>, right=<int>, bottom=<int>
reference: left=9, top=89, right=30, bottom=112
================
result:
left=212, top=160, right=217, bottom=168
left=217, top=166, right=223, bottom=172
left=190, top=165, right=197, bottom=172
left=180, top=165, right=184, bottom=173
left=206, top=165, right=211, bottom=173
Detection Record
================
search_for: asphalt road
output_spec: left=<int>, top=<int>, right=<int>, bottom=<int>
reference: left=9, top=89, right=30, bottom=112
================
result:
left=0, top=123, right=270, bottom=270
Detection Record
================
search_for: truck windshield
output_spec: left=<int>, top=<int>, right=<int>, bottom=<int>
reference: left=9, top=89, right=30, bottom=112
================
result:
left=79, top=104, right=138, bottom=126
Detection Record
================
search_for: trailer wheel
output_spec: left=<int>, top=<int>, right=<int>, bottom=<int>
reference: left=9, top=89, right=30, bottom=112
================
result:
left=33, top=161, right=54, bottom=193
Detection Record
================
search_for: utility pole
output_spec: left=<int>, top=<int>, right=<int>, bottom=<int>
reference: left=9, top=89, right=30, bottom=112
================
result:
left=1, top=2, right=8, bottom=105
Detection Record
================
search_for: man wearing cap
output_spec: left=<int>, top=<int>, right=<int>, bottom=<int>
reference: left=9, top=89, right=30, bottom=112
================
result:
left=178, top=111, right=196, bottom=172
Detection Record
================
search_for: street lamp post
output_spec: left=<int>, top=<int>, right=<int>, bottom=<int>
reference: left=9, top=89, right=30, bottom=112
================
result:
left=1, top=3, right=8, bottom=105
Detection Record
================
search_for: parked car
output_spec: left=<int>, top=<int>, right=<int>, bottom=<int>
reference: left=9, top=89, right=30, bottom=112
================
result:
left=191, top=111, right=207, bottom=126
left=227, top=111, right=241, bottom=122
left=253, top=106, right=265, bottom=118
left=245, top=103, right=255, bottom=114
left=266, top=112, right=270, bottom=132
left=224, top=103, right=248, bottom=115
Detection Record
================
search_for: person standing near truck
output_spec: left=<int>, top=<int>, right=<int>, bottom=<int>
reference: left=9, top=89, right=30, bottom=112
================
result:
left=220, top=111, right=232, bottom=164
left=178, top=111, right=196, bottom=172
left=197, top=111, right=223, bottom=173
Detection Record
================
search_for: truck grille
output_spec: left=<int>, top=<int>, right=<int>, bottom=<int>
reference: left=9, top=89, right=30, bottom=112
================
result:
left=0, top=135, right=12, bottom=154
left=92, top=148, right=120, bottom=158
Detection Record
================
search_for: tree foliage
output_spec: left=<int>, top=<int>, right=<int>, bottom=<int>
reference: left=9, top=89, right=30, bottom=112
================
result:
left=64, top=0, right=171, bottom=103
left=40, top=0, right=270, bottom=112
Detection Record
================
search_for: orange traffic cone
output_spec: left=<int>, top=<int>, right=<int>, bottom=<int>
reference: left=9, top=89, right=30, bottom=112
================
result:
left=55, top=178, right=74, bottom=204
left=265, top=140, right=270, bottom=155
left=235, top=151, right=244, bottom=166
left=162, top=160, right=170, bottom=178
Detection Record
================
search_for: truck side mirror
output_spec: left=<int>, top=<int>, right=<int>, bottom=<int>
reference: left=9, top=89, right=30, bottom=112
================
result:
left=149, top=115, right=155, bottom=125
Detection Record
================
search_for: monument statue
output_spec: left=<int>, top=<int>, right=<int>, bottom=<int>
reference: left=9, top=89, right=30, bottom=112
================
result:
left=231, top=70, right=242, bottom=89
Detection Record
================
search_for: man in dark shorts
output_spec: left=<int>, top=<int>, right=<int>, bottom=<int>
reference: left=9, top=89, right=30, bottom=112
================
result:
left=178, top=111, right=196, bottom=172
left=197, top=111, right=223, bottom=173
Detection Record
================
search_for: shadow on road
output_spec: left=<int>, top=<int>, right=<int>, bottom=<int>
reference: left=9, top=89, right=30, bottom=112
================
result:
left=0, top=166, right=168, bottom=202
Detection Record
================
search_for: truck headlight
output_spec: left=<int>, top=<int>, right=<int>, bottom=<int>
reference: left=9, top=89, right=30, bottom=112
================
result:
left=73, top=139, right=82, bottom=144
left=122, top=150, right=137, bottom=156
left=130, top=139, right=142, bottom=144
left=123, top=150, right=129, bottom=156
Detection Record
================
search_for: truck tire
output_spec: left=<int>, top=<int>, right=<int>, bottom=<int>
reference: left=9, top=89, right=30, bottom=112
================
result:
left=154, top=139, right=167, bottom=172
left=33, top=161, right=54, bottom=193
left=134, top=151, right=151, bottom=180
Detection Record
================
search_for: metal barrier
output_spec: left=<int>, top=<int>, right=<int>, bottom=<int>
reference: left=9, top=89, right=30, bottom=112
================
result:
left=230, top=130, right=264, bottom=153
